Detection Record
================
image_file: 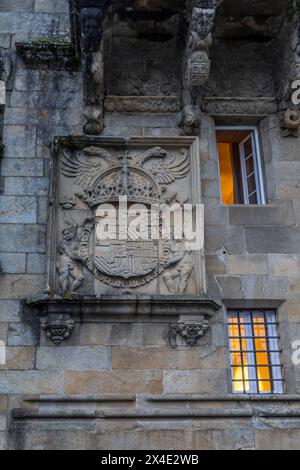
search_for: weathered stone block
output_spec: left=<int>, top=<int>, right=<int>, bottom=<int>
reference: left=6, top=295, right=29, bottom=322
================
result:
left=0, top=81, right=5, bottom=106
left=294, top=200, right=300, bottom=227
left=1, top=159, right=44, bottom=177
left=0, top=371, right=64, bottom=394
left=142, top=324, right=170, bottom=347
left=204, top=198, right=229, bottom=226
left=255, top=429, right=300, bottom=451
left=212, top=428, right=254, bottom=450
left=241, top=275, right=264, bottom=299
left=3, top=126, right=36, bottom=159
left=245, top=227, right=300, bottom=254
left=0, top=254, right=26, bottom=274
left=278, top=180, right=300, bottom=199
left=288, top=278, right=300, bottom=299
left=110, top=324, right=144, bottom=347
left=3, top=108, right=38, bottom=126
left=64, top=371, right=163, bottom=395
left=0, top=224, right=46, bottom=253
left=1, top=347, right=35, bottom=370
left=202, top=179, right=220, bottom=198
left=269, top=255, right=300, bottom=277
left=0, top=275, right=45, bottom=299
left=215, top=276, right=244, bottom=298
left=0, top=396, right=7, bottom=414
left=112, top=347, right=227, bottom=370
left=26, top=253, right=46, bottom=274
left=0, top=33, right=11, bottom=49
left=163, top=370, right=228, bottom=394
left=4, top=177, right=48, bottom=197
left=0, top=1, right=34, bottom=12
left=229, top=202, right=296, bottom=226
left=0, top=432, right=6, bottom=450
left=37, top=197, right=48, bottom=224
left=287, top=302, right=300, bottom=322
left=206, top=254, right=226, bottom=275
left=36, top=346, right=111, bottom=371
left=226, top=255, right=269, bottom=275
left=0, top=13, right=66, bottom=36
left=34, top=0, right=69, bottom=13
left=0, top=324, right=8, bottom=343
left=205, top=226, right=246, bottom=254
left=79, top=324, right=112, bottom=346
left=0, top=417, right=6, bottom=432
left=8, top=323, right=38, bottom=346
left=0, top=196, right=37, bottom=224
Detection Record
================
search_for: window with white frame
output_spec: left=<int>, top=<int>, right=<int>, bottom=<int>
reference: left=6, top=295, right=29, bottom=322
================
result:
left=216, top=128, right=265, bottom=205
left=227, top=310, right=283, bottom=394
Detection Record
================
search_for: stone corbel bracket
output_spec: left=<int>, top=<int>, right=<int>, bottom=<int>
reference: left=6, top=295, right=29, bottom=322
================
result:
left=70, top=0, right=112, bottom=135
left=41, top=317, right=75, bottom=346
left=182, top=0, right=223, bottom=134
left=26, top=294, right=220, bottom=346
left=169, top=314, right=210, bottom=348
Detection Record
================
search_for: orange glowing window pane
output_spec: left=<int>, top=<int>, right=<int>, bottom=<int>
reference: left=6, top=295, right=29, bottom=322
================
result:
left=255, top=338, right=267, bottom=351
left=218, top=143, right=235, bottom=205
left=228, top=311, right=283, bottom=394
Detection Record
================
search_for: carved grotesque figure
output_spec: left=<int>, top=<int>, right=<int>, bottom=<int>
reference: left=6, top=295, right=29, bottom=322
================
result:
left=191, top=8, right=215, bottom=38
left=77, top=0, right=112, bottom=135
left=80, top=7, right=104, bottom=51
left=182, top=4, right=219, bottom=134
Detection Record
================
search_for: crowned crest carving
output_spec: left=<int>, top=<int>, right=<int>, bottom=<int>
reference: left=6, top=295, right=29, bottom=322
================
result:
left=50, top=137, right=205, bottom=296
left=61, top=146, right=190, bottom=208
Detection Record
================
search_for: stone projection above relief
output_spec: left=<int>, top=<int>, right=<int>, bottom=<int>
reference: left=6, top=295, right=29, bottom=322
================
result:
left=49, top=137, right=205, bottom=296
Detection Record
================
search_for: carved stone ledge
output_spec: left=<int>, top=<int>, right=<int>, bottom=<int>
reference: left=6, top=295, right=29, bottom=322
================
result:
left=202, top=97, right=278, bottom=116
left=26, top=295, right=220, bottom=345
left=27, top=294, right=220, bottom=317
left=16, top=43, right=79, bottom=71
left=104, top=96, right=181, bottom=114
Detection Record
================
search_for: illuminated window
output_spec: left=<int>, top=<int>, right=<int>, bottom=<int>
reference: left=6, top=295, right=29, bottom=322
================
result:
left=228, top=310, right=283, bottom=394
left=216, top=128, right=265, bottom=205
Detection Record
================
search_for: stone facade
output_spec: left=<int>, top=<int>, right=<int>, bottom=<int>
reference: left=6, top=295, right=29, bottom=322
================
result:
left=0, top=0, right=300, bottom=450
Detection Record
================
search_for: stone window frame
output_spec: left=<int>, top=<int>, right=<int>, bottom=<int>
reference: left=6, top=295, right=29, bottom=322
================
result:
left=215, top=125, right=266, bottom=206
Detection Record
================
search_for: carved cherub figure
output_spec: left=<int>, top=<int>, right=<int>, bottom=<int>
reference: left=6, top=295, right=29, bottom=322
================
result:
left=57, top=220, right=93, bottom=292
left=163, top=236, right=194, bottom=295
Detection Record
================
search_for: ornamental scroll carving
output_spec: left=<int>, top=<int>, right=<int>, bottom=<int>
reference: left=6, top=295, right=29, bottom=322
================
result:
left=182, top=0, right=222, bottom=134
left=51, top=137, right=205, bottom=296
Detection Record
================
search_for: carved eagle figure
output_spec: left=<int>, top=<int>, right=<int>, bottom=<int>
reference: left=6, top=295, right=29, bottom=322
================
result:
left=61, top=146, right=112, bottom=190
left=148, top=149, right=190, bottom=185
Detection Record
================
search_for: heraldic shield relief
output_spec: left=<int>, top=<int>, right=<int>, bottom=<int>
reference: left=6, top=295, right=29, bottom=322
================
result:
left=50, top=137, right=205, bottom=296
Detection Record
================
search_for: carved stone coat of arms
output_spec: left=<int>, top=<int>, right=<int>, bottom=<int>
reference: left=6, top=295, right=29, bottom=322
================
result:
left=49, top=137, right=206, bottom=296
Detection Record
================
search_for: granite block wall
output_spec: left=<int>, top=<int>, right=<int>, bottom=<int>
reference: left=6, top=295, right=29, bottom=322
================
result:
left=0, top=0, right=300, bottom=450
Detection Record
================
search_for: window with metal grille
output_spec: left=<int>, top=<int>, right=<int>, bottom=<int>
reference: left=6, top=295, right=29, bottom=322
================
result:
left=216, top=127, right=265, bottom=205
left=227, top=310, right=283, bottom=394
